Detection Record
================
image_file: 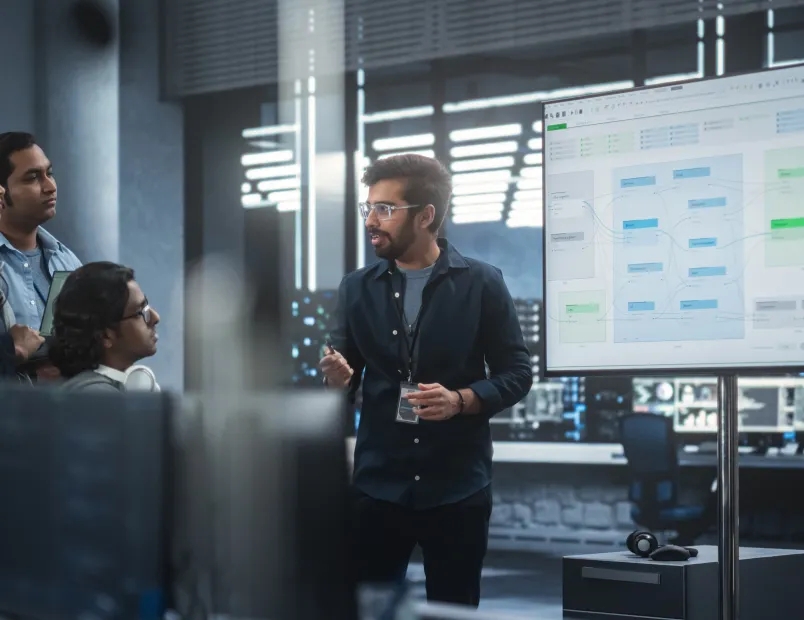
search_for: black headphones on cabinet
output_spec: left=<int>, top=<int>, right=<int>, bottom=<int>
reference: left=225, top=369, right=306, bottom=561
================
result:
left=626, top=530, right=699, bottom=562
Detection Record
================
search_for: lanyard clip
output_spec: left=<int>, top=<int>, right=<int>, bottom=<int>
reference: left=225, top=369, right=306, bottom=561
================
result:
left=407, top=371, right=412, bottom=383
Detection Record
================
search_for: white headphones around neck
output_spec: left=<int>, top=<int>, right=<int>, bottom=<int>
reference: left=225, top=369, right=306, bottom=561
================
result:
left=125, top=365, right=161, bottom=392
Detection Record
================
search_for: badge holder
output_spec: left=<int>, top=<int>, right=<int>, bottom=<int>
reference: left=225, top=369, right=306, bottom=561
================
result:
left=396, top=382, right=420, bottom=424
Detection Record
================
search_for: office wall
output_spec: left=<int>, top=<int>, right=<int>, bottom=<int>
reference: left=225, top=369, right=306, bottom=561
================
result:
left=0, top=0, right=184, bottom=390
left=0, top=1, right=37, bottom=133
left=118, top=0, right=184, bottom=391
left=36, top=0, right=120, bottom=263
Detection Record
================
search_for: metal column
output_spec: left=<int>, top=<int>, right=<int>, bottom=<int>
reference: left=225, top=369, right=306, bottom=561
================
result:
left=717, top=374, right=740, bottom=620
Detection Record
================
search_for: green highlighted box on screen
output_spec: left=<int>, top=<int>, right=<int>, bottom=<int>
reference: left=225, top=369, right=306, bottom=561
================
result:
left=770, top=218, right=804, bottom=230
left=559, top=290, right=607, bottom=344
left=565, top=303, right=600, bottom=315
left=778, top=167, right=804, bottom=179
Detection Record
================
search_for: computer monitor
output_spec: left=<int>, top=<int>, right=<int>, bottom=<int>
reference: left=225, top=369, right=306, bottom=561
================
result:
left=632, top=376, right=680, bottom=416
left=631, top=376, right=799, bottom=435
left=0, top=387, right=171, bottom=620
left=672, top=377, right=719, bottom=432
left=170, top=390, right=356, bottom=620
left=543, top=64, right=804, bottom=376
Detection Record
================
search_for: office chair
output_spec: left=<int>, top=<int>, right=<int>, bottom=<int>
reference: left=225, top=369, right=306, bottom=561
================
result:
left=620, top=413, right=713, bottom=546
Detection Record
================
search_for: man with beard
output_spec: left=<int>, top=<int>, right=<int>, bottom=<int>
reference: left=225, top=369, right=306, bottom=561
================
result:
left=319, top=154, right=532, bottom=607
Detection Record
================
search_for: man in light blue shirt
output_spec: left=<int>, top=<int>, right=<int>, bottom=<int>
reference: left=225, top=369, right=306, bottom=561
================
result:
left=0, top=132, right=82, bottom=333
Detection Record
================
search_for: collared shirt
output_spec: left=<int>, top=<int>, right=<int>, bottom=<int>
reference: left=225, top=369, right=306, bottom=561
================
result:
left=94, top=364, right=128, bottom=386
left=332, top=239, right=533, bottom=510
left=0, top=227, right=82, bottom=330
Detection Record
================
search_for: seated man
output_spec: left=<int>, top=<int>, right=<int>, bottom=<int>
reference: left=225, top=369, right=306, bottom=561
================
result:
left=49, top=262, right=160, bottom=391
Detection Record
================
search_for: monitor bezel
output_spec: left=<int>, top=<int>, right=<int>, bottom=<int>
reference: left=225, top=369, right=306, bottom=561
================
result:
left=541, top=62, right=804, bottom=378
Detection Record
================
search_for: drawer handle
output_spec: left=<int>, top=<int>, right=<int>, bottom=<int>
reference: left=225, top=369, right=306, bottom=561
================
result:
left=581, top=567, right=661, bottom=584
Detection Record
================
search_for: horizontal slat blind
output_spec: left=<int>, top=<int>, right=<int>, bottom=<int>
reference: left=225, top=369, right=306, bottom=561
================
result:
left=164, top=0, right=804, bottom=97
left=164, top=0, right=279, bottom=97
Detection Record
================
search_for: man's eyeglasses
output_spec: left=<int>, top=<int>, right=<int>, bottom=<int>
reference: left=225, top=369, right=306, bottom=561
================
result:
left=122, top=303, right=153, bottom=325
left=359, top=202, right=421, bottom=221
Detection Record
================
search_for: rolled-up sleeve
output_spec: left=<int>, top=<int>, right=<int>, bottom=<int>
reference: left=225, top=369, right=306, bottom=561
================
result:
left=468, top=267, right=533, bottom=417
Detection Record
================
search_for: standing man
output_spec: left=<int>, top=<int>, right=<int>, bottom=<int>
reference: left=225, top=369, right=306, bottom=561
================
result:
left=319, top=154, right=532, bottom=607
left=0, top=132, right=82, bottom=332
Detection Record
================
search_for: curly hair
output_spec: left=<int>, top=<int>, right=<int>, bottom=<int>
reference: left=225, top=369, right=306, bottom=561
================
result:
left=49, top=262, right=134, bottom=378
left=362, top=154, right=452, bottom=233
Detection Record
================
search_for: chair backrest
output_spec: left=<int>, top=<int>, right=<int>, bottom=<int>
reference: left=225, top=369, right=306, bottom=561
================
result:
left=620, top=413, right=680, bottom=519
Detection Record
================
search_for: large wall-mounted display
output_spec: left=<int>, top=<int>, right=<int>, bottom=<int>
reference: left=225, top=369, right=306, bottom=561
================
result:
left=543, top=64, right=804, bottom=375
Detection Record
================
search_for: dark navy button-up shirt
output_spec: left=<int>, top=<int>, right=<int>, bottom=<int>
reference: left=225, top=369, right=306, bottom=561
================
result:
left=331, top=239, right=533, bottom=510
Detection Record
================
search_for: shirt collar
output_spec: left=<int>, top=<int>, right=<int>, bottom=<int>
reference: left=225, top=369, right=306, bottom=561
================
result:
left=372, top=237, right=469, bottom=280
left=94, top=364, right=128, bottom=386
left=0, top=227, right=63, bottom=253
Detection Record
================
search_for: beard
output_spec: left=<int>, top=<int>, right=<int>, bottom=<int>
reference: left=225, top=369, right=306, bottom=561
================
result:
left=370, top=217, right=417, bottom=260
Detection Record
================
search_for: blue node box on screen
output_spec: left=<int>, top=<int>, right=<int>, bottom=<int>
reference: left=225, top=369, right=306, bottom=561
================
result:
left=542, top=64, right=804, bottom=377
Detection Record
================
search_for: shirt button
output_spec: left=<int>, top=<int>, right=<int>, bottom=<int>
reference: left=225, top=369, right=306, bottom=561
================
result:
left=414, top=438, right=419, bottom=444
left=30, top=300, right=35, bottom=305
left=392, top=329, right=398, bottom=336
left=394, top=292, right=400, bottom=298
left=414, top=475, right=420, bottom=481
left=23, top=263, right=28, bottom=268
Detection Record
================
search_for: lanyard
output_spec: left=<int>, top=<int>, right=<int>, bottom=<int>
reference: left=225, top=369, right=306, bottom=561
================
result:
left=390, top=278, right=425, bottom=383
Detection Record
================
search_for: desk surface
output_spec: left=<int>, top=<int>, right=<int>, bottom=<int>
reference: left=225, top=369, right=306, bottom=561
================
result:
left=414, top=601, right=551, bottom=619
left=565, top=545, right=804, bottom=564
left=345, top=438, right=804, bottom=468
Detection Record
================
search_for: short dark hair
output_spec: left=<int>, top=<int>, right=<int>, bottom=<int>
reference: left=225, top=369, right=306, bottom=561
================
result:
left=0, top=132, right=38, bottom=189
left=362, top=154, right=452, bottom=233
left=50, top=262, right=135, bottom=378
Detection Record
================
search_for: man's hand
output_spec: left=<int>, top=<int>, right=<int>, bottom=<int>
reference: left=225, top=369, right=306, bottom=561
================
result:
left=405, top=383, right=461, bottom=421
left=319, top=346, right=354, bottom=387
left=9, top=324, right=44, bottom=362
left=36, top=362, right=62, bottom=382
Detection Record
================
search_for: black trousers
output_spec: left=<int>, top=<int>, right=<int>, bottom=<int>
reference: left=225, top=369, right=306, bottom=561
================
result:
left=350, top=486, right=492, bottom=608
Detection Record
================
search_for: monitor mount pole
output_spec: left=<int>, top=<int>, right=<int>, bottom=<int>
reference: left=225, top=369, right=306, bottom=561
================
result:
left=717, top=375, right=739, bottom=620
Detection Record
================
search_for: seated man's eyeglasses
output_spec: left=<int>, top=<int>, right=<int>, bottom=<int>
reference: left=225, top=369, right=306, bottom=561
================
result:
left=358, top=201, right=421, bottom=221
left=122, top=302, right=154, bottom=325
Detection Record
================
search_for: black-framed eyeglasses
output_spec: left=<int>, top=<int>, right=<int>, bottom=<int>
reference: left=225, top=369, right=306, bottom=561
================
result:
left=358, top=201, right=421, bottom=221
left=122, top=301, right=153, bottom=325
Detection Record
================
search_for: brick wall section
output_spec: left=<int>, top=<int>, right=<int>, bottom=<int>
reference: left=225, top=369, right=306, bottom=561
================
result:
left=486, top=463, right=802, bottom=547
left=490, top=465, right=636, bottom=541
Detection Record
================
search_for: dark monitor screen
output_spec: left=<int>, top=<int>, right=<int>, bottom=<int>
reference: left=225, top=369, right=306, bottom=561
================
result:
left=0, top=387, right=171, bottom=620
left=171, top=390, right=356, bottom=620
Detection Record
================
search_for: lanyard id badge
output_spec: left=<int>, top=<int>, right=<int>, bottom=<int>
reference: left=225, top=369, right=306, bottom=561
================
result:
left=396, top=382, right=420, bottom=424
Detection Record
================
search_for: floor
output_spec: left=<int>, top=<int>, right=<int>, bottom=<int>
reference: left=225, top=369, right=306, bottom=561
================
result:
left=406, top=549, right=565, bottom=618
left=405, top=536, right=804, bottom=618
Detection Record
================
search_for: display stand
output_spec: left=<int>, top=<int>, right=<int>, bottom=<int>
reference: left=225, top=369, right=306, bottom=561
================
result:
left=717, top=375, right=739, bottom=620
left=542, top=63, right=804, bottom=620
